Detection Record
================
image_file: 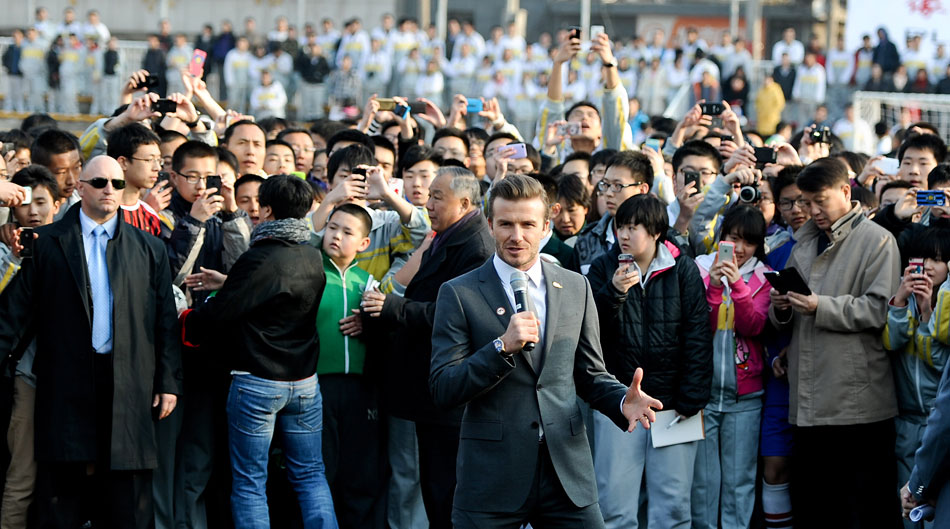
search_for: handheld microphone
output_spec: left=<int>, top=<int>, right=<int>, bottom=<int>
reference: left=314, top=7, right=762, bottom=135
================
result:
left=509, top=271, right=536, bottom=352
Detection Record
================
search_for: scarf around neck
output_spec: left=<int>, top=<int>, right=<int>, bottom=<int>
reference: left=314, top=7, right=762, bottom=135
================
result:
left=250, top=217, right=312, bottom=246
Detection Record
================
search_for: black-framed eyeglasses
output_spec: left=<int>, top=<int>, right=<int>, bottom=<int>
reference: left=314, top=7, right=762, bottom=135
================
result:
left=778, top=198, right=808, bottom=211
left=81, top=178, right=127, bottom=190
left=597, top=180, right=643, bottom=193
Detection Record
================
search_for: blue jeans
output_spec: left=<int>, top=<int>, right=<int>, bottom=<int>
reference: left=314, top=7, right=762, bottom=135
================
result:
left=227, top=374, right=338, bottom=529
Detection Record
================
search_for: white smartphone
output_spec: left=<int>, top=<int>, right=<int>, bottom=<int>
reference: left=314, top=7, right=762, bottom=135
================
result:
left=873, top=157, right=899, bottom=175
left=718, top=241, right=735, bottom=263
left=22, top=186, right=32, bottom=205
left=590, top=25, right=605, bottom=41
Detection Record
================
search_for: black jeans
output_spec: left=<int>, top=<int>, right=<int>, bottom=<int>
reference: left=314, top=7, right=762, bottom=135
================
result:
left=793, top=419, right=902, bottom=529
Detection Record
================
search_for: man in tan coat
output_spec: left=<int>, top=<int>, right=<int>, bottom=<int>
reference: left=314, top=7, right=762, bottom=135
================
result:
left=769, top=156, right=901, bottom=528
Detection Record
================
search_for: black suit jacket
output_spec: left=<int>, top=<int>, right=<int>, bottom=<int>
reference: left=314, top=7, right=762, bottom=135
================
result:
left=429, top=259, right=628, bottom=512
left=378, top=212, right=494, bottom=424
left=0, top=204, right=182, bottom=470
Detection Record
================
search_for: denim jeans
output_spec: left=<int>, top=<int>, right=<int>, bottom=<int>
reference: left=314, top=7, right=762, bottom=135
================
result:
left=227, top=373, right=338, bottom=529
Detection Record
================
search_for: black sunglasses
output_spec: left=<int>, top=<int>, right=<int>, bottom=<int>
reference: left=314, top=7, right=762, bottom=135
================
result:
left=80, top=178, right=127, bottom=190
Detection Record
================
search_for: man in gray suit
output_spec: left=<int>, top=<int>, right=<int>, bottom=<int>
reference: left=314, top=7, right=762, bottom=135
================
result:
left=429, top=174, right=662, bottom=528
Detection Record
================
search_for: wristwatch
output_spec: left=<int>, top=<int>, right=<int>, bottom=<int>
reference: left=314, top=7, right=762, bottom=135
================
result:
left=603, top=61, right=617, bottom=68
left=493, top=337, right=511, bottom=359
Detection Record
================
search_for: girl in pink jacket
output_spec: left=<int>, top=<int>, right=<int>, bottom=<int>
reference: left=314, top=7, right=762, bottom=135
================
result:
left=692, top=205, right=772, bottom=529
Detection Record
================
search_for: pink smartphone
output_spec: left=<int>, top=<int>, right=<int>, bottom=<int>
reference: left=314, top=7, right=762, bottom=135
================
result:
left=188, top=50, right=208, bottom=77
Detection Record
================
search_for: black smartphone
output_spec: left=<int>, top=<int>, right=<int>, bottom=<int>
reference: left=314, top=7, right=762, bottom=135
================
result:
left=133, top=74, right=159, bottom=90
left=350, top=167, right=367, bottom=179
left=781, top=267, right=812, bottom=296
left=152, top=98, right=177, bottom=114
left=19, top=228, right=34, bottom=259
left=206, top=175, right=222, bottom=196
left=569, top=26, right=582, bottom=40
left=156, top=171, right=170, bottom=186
left=408, top=101, right=427, bottom=115
left=720, top=134, right=735, bottom=143
left=754, top=147, right=777, bottom=165
left=700, top=102, right=724, bottom=115
left=683, top=170, right=701, bottom=190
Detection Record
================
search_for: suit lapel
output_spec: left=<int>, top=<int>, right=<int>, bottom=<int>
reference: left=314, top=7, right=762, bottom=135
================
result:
left=55, top=213, right=92, bottom=327
left=476, top=260, right=539, bottom=374
left=538, top=261, right=561, bottom=373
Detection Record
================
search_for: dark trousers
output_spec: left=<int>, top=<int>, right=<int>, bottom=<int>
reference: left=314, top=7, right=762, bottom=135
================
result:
left=35, top=354, right=155, bottom=529
left=414, top=421, right=460, bottom=529
left=320, top=375, right=388, bottom=529
left=793, top=419, right=902, bottom=529
left=452, top=441, right=605, bottom=528
left=174, top=366, right=232, bottom=529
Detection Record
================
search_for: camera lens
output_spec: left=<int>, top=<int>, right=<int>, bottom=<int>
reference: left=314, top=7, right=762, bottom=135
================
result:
left=739, top=185, right=760, bottom=203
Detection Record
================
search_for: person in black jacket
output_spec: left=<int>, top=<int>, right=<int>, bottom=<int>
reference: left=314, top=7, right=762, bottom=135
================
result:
left=0, top=156, right=182, bottom=529
left=587, top=194, right=713, bottom=529
left=361, top=166, right=494, bottom=529
left=180, top=175, right=337, bottom=528
left=161, top=140, right=250, bottom=529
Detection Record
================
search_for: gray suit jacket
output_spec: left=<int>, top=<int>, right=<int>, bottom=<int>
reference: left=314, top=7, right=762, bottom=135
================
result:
left=429, top=258, right=629, bottom=512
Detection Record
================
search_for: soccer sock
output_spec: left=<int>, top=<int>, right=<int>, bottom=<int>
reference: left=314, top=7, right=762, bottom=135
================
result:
left=762, top=480, right=793, bottom=528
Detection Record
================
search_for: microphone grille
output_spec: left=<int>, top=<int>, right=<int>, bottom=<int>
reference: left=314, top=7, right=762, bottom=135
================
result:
left=509, top=270, right=528, bottom=291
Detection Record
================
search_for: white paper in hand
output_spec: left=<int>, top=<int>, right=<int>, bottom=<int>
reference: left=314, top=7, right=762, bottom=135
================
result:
left=651, top=410, right=705, bottom=448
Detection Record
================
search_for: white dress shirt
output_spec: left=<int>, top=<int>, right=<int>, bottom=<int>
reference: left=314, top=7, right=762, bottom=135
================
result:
left=493, top=254, right=546, bottom=349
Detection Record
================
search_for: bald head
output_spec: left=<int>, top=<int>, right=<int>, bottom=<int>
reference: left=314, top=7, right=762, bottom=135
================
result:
left=79, top=156, right=124, bottom=222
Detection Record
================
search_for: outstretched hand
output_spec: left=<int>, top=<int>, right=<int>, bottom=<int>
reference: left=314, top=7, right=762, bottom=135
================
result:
left=621, top=367, right=663, bottom=432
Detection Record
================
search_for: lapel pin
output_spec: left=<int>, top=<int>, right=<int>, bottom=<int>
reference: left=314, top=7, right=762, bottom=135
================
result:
left=496, top=307, right=506, bottom=315
left=552, top=281, right=563, bottom=289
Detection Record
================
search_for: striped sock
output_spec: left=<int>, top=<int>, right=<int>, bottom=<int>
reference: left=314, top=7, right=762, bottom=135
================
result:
left=762, top=480, right=793, bottom=528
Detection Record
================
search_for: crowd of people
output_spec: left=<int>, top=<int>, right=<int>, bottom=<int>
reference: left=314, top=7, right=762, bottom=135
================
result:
left=2, top=7, right=950, bottom=529
left=7, top=7, right=950, bottom=153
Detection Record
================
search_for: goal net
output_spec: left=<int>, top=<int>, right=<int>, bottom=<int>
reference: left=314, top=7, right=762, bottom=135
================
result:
left=854, top=91, right=950, bottom=141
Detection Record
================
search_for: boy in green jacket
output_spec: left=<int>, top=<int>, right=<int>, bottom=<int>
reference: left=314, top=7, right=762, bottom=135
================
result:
left=317, top=203, right=387, bottom=528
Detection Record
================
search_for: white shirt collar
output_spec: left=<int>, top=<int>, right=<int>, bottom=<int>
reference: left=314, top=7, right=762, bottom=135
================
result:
left=78, top=209, right=119, bottom=239
left=493, top=253, right=543, bottom=290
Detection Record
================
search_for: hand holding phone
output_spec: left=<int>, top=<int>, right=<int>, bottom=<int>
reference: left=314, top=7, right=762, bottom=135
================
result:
left=753, top=147, right=777, bottom=165
left=506, top=143, right=528, bottom=160
left=466, top=98, right=483, bottom=113
left=645, top=138, right=662, bottom=152
left=717, top=241, right=735, bottom=263
left=206, top=175, right=222, bottom=196
left=700, top=102, right=724, bottom=116
left=18, top=227, right=34, bottom=259
left=188, top=50, right=208, bottom=78
left=917, top=190, right=946, bottom=207
left=872, top=157, right=899, bottom=175
left=152, top=98, right=178, bottom=114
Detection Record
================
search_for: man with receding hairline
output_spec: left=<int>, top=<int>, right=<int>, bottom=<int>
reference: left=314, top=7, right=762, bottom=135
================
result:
left=0, top=156, right=182, bottom=528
